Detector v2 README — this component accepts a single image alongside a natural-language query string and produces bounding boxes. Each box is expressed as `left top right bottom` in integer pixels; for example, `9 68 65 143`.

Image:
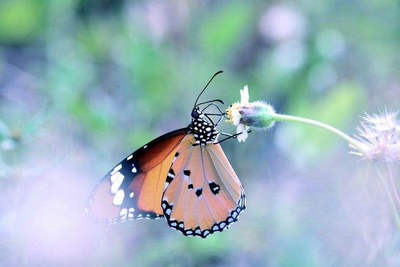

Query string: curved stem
272 113 368 154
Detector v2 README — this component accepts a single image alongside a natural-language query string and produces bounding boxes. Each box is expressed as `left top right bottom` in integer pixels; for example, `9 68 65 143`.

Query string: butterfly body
189 107 219 146
87 72 246 238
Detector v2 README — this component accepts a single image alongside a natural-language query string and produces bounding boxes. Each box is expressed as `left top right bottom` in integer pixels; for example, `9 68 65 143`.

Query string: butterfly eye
191 109 199 118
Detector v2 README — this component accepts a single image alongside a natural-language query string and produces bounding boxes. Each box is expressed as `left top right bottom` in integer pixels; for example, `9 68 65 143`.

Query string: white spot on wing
132 167 137 173
129 192 134 198
143 145 148 149
113 189 125 206
111 164 122 175
120 208 127 216
127 155 133 160
110 172 124 193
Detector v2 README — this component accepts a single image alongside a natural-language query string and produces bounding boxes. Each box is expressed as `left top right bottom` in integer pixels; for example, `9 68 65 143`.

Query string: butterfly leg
201 102 224 113
205 113 226 126
203 112 225 127
202 104 226 126
213 130 252 144
204 114 217 126
198 101 226 126
195 99 224 106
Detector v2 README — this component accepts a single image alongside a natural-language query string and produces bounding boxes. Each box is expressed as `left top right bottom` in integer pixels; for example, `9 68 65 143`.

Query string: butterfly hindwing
87 128 188 223
161 135 245 238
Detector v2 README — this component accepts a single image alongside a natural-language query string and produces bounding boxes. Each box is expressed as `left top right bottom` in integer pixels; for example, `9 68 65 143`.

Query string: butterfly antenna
194 70 224 107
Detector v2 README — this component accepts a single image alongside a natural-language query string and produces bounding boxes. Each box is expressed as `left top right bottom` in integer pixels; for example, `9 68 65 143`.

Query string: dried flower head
226 86 276 142
352 112 400 162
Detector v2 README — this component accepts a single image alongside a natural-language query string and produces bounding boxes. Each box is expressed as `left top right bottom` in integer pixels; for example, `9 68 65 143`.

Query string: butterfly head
191 106 202 119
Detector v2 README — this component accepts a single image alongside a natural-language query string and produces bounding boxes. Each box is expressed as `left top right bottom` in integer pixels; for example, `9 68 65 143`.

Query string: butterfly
87 71 246 238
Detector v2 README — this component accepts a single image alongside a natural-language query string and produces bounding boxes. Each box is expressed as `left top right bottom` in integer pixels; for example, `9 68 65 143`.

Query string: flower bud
238 101 276 129
226 86 276 142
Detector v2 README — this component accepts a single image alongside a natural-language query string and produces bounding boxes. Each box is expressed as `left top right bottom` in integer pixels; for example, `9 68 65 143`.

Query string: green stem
272 113 368 154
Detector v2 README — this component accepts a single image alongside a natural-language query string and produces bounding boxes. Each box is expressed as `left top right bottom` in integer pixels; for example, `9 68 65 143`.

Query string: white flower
236 122 250 142
227 86 250 142
240 85 250 105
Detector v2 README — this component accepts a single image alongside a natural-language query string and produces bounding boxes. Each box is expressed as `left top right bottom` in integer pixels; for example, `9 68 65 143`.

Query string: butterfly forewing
87 128 188 223
161 135 245 238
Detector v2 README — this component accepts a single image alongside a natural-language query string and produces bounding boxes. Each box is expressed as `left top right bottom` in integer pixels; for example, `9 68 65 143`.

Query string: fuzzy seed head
352 112 400 162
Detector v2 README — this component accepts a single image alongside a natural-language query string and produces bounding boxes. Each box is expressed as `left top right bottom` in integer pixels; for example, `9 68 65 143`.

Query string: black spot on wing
166 169 175 184
209 182 220 195
166 176 173 183
195 188 203 197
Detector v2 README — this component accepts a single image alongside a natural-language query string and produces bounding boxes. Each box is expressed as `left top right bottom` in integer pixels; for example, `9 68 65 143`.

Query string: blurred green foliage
199 3 252 59
0 0 45 43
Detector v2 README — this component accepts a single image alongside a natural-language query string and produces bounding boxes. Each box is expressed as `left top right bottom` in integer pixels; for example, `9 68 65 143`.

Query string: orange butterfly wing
87 128 188 222
161 135 245 237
